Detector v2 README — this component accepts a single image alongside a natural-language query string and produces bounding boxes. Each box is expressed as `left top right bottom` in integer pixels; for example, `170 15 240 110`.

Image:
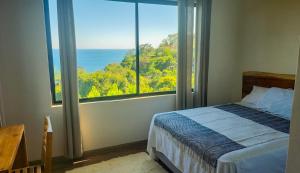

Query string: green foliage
87 86 101 98
54 33 178 100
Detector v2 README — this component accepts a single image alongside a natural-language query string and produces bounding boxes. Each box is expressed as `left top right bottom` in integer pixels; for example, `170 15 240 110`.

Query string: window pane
139 3 178 93
73 0 136 99
48 0 62 102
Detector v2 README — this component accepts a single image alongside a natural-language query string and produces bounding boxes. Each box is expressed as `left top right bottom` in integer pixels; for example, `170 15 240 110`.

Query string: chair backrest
41 116 53 173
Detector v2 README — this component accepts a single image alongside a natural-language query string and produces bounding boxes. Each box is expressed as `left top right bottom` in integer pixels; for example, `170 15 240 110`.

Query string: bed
147 71 295 173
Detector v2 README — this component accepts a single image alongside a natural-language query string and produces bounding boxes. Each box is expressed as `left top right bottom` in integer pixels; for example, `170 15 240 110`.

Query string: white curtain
57 0 83 159
177 0 212 110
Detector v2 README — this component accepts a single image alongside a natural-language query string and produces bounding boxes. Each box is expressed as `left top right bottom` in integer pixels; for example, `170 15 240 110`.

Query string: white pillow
257 87 294 119
241 86 269 107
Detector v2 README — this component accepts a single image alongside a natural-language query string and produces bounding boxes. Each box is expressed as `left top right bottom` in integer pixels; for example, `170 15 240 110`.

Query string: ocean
52 49 129 72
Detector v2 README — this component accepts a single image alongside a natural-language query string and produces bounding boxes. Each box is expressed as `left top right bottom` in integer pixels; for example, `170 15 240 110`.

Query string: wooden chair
9 116 53 173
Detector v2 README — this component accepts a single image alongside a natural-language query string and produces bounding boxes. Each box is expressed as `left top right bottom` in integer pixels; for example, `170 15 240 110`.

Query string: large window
45 0 178 103
139 3 177 93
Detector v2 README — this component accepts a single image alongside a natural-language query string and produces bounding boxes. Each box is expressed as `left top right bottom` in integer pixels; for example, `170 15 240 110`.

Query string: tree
54 33 178 99
87 86 101 98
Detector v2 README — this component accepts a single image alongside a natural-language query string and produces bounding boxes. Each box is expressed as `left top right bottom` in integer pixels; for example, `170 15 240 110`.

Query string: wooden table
0 125 29 173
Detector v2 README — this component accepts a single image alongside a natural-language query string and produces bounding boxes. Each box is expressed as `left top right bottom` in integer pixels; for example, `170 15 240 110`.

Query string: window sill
52 91 176 106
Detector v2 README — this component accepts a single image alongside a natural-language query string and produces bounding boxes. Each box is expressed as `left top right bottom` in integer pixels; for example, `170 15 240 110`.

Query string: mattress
147 104 289 173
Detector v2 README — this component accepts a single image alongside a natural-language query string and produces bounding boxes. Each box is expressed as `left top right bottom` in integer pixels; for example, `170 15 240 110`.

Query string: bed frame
242 71 295 97
155 71 296 173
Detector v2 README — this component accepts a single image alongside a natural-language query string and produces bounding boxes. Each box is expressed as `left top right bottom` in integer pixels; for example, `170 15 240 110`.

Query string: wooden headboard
242 71 296 97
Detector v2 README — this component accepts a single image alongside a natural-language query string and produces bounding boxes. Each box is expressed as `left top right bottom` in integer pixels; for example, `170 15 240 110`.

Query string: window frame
44 0 177 104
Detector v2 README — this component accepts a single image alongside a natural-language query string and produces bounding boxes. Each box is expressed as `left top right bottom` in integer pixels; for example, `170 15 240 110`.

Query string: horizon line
52 48 135 50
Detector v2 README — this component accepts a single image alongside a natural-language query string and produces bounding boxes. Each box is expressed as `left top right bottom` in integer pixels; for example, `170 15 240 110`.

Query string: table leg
12 133 29 169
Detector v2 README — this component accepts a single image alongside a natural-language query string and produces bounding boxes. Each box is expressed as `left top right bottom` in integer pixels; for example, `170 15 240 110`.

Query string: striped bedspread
148 104 290 173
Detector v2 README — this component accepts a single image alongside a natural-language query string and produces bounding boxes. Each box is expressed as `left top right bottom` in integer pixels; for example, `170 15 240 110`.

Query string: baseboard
82 140 148 158
30 140 148 166
30 155 72 167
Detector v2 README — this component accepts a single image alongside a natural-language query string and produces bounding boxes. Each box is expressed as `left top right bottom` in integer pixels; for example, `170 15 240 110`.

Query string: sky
49 0 178 49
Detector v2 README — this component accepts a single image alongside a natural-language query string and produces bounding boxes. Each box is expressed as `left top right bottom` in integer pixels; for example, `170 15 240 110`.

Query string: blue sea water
52 49 129 72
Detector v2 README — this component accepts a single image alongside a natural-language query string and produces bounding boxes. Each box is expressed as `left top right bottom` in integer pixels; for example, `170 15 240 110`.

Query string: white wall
225 0 300 98
80 95 175 150
208 0 243 104
0 0 242 160
286 46 300 173
239 0 300 75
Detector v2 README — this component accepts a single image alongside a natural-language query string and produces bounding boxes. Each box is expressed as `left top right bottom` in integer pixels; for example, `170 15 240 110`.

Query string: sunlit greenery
54 34 177 101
